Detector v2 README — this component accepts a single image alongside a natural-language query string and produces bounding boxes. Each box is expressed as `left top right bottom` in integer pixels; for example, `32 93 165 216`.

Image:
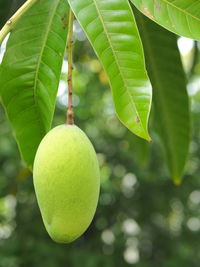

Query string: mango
33 125 100 243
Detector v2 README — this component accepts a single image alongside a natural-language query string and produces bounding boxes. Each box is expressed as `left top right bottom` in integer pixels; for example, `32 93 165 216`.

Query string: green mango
33 125 100 243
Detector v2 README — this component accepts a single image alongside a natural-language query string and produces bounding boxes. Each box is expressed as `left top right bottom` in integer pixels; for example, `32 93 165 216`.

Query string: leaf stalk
66 9 74 125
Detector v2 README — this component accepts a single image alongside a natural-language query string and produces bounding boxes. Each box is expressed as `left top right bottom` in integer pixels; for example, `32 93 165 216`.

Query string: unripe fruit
33 125 100 243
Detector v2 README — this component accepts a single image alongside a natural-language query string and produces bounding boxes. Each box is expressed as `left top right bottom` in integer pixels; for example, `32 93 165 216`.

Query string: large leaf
134 8 190 183
131 0 200 41
0 0 69 168
68 0 152 141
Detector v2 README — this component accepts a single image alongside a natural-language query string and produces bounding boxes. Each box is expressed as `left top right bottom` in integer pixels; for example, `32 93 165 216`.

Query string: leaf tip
137 131 152 143
173 178 182 186
142 131 152 143
147 137 153 143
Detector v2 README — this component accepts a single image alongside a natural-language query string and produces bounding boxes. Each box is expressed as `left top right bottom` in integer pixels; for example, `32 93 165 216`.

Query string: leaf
68 0 152 141
0 0 69 168
133 8 190 184
131 0 200 41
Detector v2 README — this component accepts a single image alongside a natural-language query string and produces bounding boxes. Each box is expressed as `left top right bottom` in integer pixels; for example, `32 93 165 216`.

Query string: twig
0 0 38 45
66 9 74 125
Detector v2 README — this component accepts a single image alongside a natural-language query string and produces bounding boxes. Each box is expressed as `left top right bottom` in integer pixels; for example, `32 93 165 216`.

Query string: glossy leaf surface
69 0 152 140
0 0 69 168
131 0 200 40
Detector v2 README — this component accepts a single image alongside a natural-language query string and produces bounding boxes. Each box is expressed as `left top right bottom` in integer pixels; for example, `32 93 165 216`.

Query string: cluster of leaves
0 36 200 266
0 0 199 183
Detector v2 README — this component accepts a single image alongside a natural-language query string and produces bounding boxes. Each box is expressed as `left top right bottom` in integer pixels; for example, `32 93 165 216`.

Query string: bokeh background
1 1 200 267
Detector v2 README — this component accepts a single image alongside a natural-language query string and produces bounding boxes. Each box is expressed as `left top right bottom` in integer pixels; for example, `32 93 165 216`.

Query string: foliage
131 0 200 40
0 0 200 266
0 0 198 182
0 0 69 168
0 38 200 266
133 7 190 184
69 0 152 141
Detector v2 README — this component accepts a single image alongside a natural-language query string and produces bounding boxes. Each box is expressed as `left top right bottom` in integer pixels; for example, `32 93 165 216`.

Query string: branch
0 0 38 45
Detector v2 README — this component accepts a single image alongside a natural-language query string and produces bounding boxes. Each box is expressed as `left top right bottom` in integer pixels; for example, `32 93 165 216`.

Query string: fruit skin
33 125 100 244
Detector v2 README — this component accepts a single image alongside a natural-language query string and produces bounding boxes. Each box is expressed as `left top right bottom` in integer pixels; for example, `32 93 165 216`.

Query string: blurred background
1 2 200 267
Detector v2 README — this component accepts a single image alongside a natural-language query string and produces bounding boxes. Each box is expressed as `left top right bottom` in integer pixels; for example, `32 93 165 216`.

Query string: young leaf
134 9 190 184
0 0 69 168
131 0 200 41
68 0 152 141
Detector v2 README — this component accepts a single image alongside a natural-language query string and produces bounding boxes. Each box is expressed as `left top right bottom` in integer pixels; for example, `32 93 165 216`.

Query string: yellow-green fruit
33 125 100 243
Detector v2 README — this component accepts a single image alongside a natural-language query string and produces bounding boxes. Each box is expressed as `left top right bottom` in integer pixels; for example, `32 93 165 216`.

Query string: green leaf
134 8 190 184
0 0 69 168
131 0 200 41
68 0 152 141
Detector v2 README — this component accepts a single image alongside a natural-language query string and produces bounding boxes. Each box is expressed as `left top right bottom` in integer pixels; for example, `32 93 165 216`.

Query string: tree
0 1 200 266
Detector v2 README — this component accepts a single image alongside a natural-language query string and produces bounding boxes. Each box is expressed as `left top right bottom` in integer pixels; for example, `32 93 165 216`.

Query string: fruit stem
66 9 74 125
0 0 38 45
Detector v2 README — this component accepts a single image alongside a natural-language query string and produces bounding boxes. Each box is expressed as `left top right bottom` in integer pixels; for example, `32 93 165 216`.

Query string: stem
66 9 74 125
0 0 38 45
